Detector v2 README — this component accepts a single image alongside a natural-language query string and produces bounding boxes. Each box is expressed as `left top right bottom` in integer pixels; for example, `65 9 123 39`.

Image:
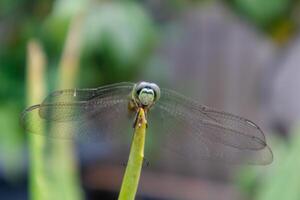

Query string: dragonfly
21 81 273 168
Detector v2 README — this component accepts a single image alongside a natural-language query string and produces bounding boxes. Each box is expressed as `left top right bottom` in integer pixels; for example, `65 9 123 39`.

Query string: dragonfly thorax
133 81 160 108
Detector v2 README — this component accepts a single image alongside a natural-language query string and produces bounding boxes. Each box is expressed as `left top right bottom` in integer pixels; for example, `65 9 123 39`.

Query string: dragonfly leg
121 159 149 168
121 158 150 167
133 111 139 128
142 157 150 167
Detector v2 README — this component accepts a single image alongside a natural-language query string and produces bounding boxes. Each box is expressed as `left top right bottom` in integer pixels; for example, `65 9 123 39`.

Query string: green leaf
82 2 156 68
232 0 291 27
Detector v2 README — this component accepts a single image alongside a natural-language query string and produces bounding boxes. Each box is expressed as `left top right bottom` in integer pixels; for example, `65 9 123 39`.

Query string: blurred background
1 0 300 199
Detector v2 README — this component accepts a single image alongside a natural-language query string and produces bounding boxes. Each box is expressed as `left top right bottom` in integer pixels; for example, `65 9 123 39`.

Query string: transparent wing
145 88 273 167
21 82 135 141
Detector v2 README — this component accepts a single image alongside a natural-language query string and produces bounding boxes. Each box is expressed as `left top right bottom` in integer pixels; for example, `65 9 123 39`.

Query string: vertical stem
58 14 83 88
26 39 47 200
26 13 84 200
49 15 84 200
118 108 147 200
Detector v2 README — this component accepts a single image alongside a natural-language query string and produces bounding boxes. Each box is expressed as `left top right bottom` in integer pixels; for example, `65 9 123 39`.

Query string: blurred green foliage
0 0 155 183
237 128 300 200
227 0 298 43
41 1 155 86
230 0 291 27
80 2 155 85
0 104 24 180
255 127 300 200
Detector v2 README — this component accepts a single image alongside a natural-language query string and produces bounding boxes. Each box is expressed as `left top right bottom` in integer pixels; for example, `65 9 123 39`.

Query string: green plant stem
118 108 147 200
26 39 48 200
49 15 84 200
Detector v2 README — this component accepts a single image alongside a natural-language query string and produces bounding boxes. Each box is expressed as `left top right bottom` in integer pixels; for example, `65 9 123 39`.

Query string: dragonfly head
133 81 160 108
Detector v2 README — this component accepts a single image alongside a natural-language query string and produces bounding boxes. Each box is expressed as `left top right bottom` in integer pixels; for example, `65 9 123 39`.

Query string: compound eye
135 82 148 93
149 83 160 101
134 81 161 104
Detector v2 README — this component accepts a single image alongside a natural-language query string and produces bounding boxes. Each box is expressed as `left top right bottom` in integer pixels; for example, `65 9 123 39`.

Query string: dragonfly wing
145 88 273 166
21 82 135 141
159 88 268 149
41 82 135 104
21 83 136 164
